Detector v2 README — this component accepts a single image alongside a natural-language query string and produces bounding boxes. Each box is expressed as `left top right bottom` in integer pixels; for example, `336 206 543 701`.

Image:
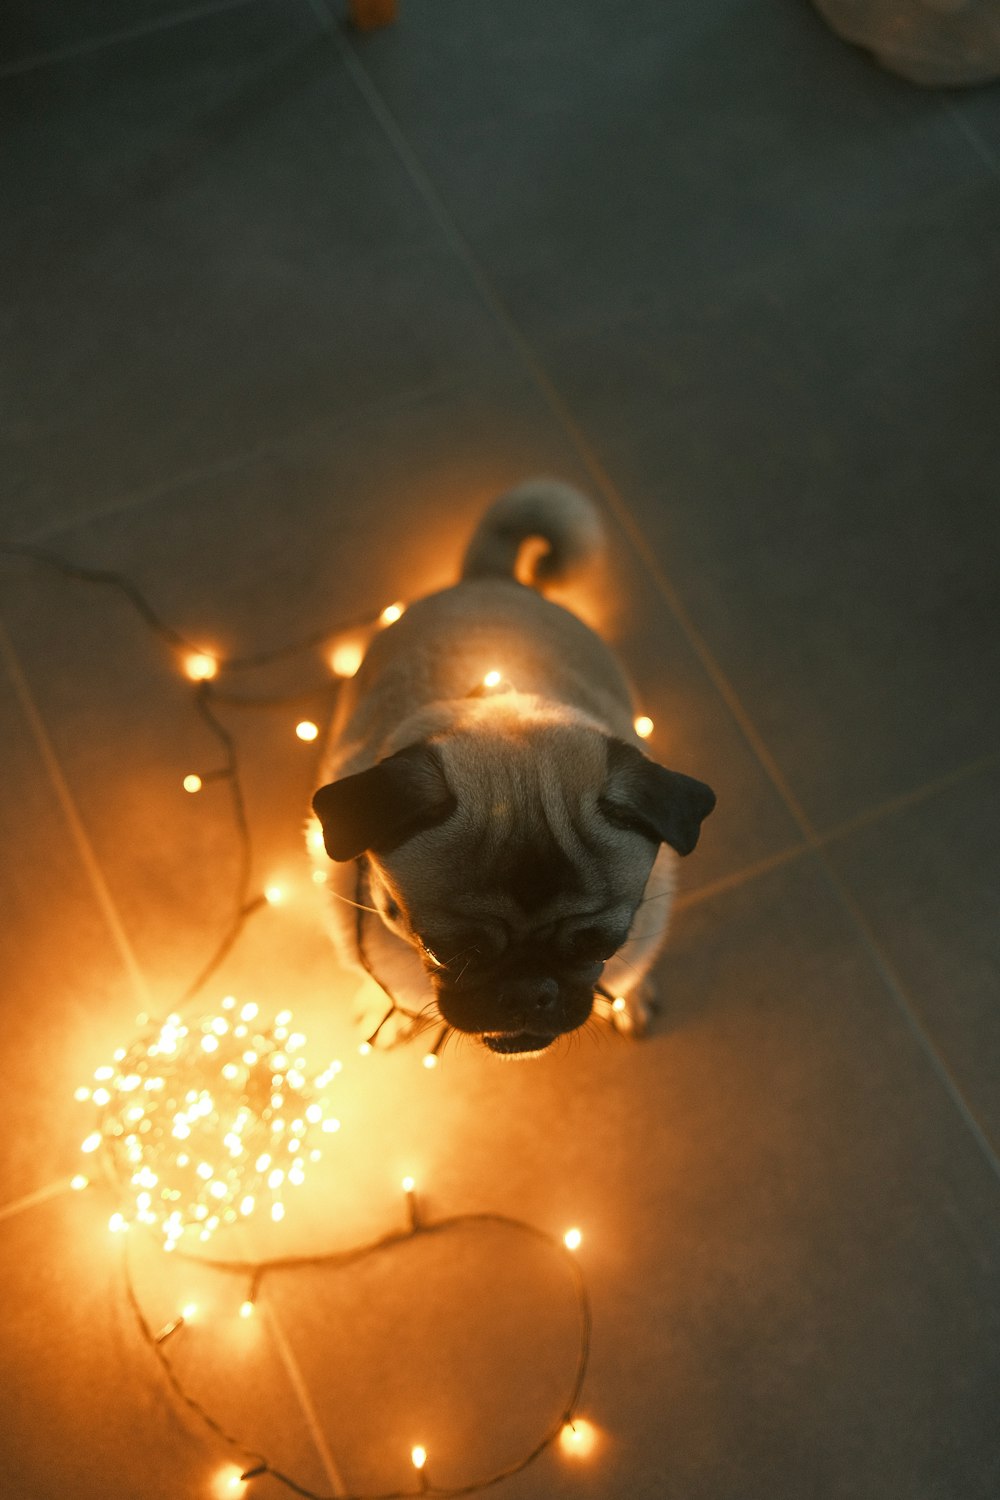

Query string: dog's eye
599 800 656 840
569 927 619 962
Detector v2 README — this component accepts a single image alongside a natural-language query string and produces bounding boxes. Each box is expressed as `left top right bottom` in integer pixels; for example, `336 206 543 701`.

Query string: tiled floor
2 2 999 1497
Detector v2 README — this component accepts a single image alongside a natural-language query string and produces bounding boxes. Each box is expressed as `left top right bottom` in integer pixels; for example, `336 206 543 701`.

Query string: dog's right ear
312 743 456 862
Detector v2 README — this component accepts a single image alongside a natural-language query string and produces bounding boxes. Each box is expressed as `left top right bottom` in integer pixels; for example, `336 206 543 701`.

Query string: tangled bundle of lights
75 1001 341 1247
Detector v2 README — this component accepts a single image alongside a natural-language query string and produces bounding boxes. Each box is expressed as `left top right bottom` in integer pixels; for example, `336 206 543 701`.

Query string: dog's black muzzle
434 962 601 1055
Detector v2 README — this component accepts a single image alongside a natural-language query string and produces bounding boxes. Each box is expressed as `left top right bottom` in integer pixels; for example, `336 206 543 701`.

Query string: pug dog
310 480 715 1057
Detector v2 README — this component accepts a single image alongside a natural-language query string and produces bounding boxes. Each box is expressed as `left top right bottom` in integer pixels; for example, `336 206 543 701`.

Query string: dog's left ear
600 738 716 856
312 743 456 862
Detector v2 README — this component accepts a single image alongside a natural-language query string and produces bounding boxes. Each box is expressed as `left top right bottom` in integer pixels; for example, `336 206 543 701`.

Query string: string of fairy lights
2 541 656 1497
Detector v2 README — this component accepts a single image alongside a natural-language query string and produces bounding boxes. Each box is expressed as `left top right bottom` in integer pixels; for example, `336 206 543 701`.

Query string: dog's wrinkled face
313 707 715 1056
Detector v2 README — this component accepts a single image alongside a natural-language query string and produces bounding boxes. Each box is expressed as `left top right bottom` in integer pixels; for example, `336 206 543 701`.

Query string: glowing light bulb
213 1464 247 1499
81 1131 101 1154
307 826 325 851
183 773 203 794
559 1418 597 1458
184 652 218 682
181 1302 198 1321
411 1446 427 1471
271 1202 285 1222
108 1213 128 1233
70 1173 89 1191
295 720 319 742
380 602 405 626
483 669 502 688
633 714 654 739
358 1042 372 1057
402 1175 415 1193
611 996 627 1013
330 641 364 677
422 1054 438 1070
564 1227 583 1251
240 1300 255 1319
264 885 283 905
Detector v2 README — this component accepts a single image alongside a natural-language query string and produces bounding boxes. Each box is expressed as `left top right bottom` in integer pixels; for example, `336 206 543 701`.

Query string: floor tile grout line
0 1177 74 1225
816 747 1000 846
321 16 1000 1187
677 746 1000 913
674 842 810 913
0 616 152 1009
262 1303 350 1497
940 94 1000 180
0 0 261 79
818 863 1000 1186
15 373 462 550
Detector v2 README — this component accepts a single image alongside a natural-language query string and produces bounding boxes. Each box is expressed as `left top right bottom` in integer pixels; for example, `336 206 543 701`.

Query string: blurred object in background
348 0 398 33
812 0 1000 84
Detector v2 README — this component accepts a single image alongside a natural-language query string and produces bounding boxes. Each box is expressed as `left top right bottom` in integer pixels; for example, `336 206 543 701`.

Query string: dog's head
312 708 714 1056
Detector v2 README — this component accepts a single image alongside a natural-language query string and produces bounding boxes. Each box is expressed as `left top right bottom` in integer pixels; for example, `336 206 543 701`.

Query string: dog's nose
502 976 560 1030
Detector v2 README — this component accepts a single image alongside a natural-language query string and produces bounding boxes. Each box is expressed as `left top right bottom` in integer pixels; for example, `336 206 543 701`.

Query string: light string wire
353 859 444 1051
1 543 404 1024
4 543 600 1494
122 1186 592 1499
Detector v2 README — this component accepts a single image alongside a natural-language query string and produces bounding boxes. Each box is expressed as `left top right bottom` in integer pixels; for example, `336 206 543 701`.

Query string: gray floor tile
613 858 1000 1500
1 557 250 1006
1 0 520 541
0 0 249 71
0 620 145 1201
947 79 1000 167
827 759 1000 1156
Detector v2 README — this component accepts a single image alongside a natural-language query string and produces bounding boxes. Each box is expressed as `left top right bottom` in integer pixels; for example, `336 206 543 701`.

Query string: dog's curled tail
460 479 604 588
